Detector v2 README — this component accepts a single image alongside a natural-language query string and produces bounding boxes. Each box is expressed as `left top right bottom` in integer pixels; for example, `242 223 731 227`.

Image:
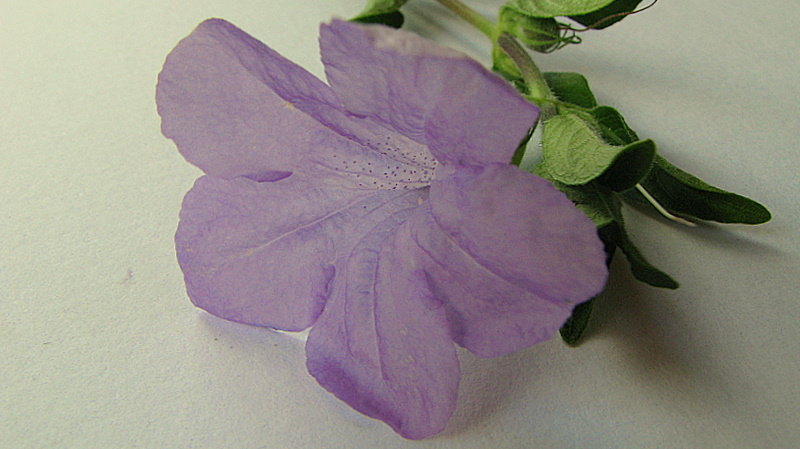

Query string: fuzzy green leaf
591 105 638 145
601 222 679 289
536 164 676 289
351 0 409 28
504 0 616 18
560 297 596 345
352 11 405 28
590 106 654 191
535 167 617 227
510 125 536 167
540 112 655 189
566 182 617 227
586 104 770 224
570 0 645 29
560 226 617 345
543 72 597 108
626 155 772 224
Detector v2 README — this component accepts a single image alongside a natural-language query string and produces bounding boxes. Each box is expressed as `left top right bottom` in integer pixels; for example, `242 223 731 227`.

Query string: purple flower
157 18 608 439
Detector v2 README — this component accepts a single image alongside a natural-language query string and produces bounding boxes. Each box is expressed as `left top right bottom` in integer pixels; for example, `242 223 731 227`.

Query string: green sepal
600 221 679 289
625 155 772 224
351 0 409 28
498 6 562 53
491 43 525 86
540 112 655 190
569 0 645 29
543 72 598 108
503 0 616 18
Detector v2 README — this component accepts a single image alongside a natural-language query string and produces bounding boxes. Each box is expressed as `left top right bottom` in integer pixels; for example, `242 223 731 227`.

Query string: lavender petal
176 174 425 331
306 209 459 439
319 20 539 166
415 163 608 357
157 19 343 180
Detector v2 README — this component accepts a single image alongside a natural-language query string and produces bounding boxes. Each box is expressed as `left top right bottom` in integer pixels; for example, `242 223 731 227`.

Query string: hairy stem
435 0 556 121
495 33 556 119
434 0 495 38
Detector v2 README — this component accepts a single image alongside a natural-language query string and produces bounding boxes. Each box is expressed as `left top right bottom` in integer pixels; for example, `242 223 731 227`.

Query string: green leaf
498 6 562 53
559 225 617 345
586 105 770 223
352 11 405 28
543 72 597 109
625 155 772 224
589 106 655 191
510 124 536 167
536 165 676 289
351 0 409 28
601 221 679 289
570 0 645 29
560 297 596 345
591 105 638 145
535 167 617 227
540 112 655 190
504 0 616 18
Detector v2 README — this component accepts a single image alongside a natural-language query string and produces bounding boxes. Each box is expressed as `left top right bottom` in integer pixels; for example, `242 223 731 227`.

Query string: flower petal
306 208 459 440
158 19 443 188
176 174 425 331
319 20 538 166
415 163 608 357
157 18 344 180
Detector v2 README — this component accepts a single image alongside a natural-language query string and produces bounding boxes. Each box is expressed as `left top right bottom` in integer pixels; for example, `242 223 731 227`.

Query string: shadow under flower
584 243 776 444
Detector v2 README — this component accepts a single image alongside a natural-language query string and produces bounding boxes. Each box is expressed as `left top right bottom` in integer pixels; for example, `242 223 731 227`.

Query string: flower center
313 127 438 190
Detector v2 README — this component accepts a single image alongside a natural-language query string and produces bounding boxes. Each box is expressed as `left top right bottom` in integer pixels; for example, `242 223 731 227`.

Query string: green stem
434 0 495 38
496 33 557 119
435 0 556 120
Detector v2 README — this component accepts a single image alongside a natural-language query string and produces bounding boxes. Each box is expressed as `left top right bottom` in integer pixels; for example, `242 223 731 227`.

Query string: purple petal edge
421 164 608 357
306 209 459 439
157 19 343 179
319 19 539 166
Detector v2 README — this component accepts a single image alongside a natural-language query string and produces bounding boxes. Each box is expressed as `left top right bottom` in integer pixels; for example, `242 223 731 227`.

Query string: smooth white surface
2 1 798 447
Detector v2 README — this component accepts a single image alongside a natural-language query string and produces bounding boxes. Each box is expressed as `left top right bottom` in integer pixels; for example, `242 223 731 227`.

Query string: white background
2 0 798 447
